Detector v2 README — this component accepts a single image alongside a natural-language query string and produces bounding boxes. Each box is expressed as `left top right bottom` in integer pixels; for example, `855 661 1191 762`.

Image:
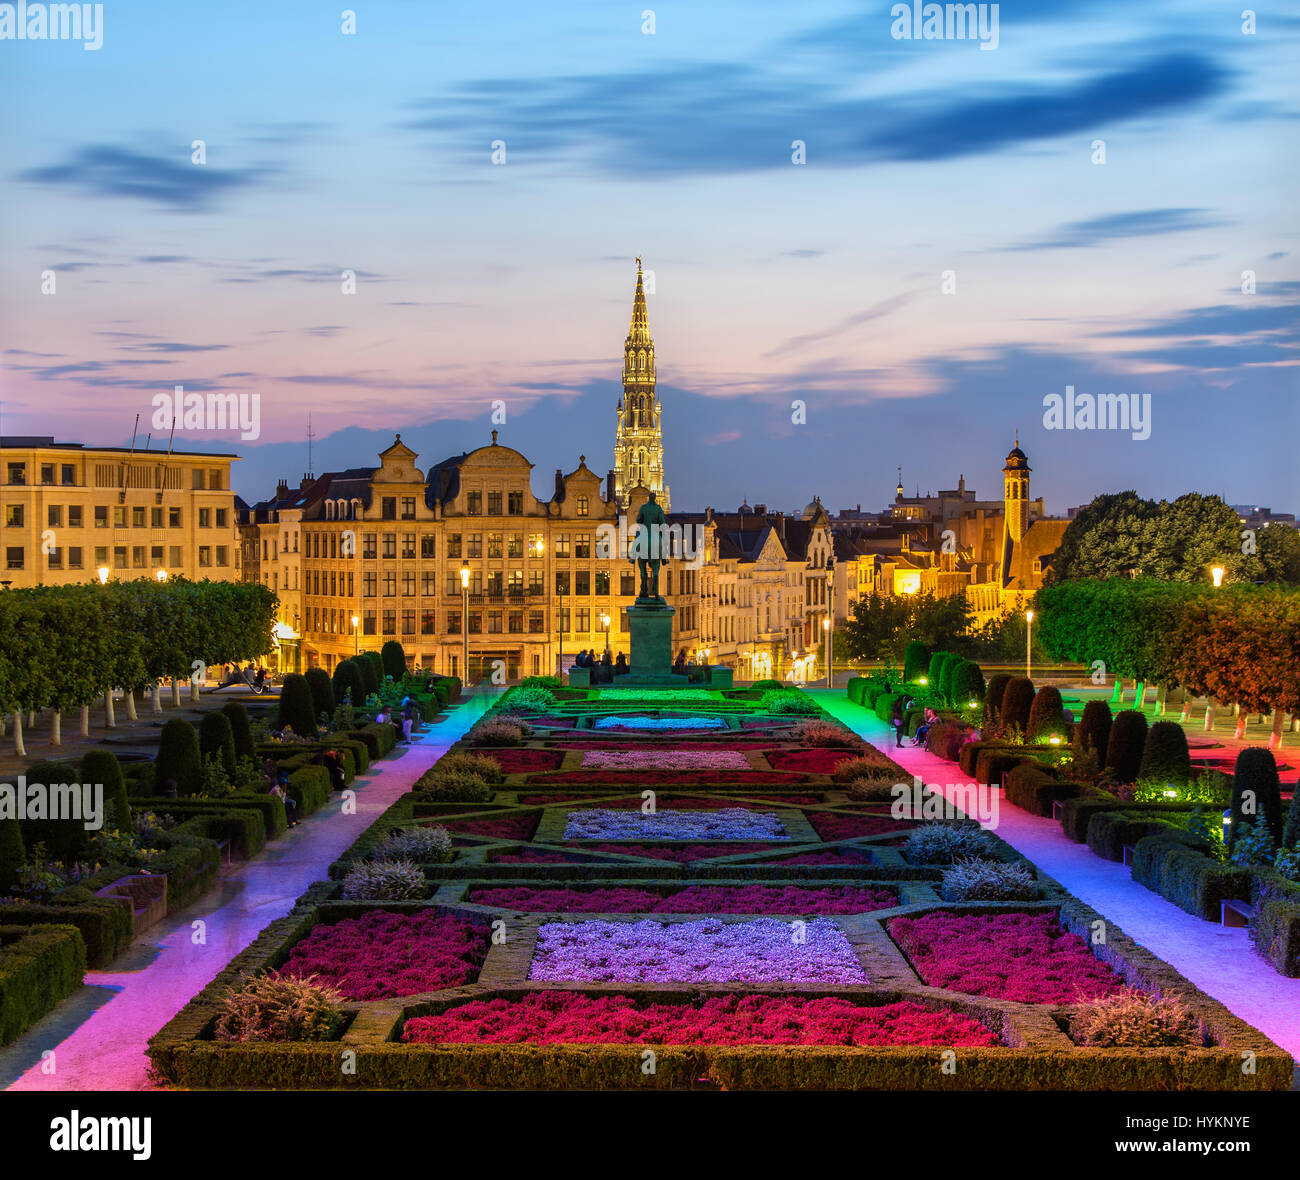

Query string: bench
1221 899 1256 928
1122 843 1136 867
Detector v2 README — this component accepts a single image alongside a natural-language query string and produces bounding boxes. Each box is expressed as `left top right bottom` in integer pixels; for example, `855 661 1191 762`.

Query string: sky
1 0 1297 515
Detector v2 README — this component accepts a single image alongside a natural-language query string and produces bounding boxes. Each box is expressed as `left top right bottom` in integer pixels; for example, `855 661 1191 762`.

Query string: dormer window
577 495 589 517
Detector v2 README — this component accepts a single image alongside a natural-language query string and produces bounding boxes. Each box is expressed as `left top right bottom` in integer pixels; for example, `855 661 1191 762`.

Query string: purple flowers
563 808 789 841
580 749 751 770
529 917 868 984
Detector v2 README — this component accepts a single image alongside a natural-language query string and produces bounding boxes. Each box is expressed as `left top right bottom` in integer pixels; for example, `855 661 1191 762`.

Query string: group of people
572 649 628 684
375 696 422 743
216 662 268 693
672 648 710 674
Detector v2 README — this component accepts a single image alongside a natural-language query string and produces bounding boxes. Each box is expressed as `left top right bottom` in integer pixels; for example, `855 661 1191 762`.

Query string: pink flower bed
469 884 897 914
526 770 809 785
530 917 867 984
481 749 564 773
573 842 776 862
438 815 540 840
809 812 917 840
770 850 871 866
491 850 575 864
401 993 998 1047
766 748 863 773
741 718 797 729
889 911 1126 1003
280 910 490 1000
530 715 577 728
581 750 751 771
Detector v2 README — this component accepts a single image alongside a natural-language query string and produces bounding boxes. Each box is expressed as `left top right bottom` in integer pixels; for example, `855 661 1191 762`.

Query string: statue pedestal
625 599 675 684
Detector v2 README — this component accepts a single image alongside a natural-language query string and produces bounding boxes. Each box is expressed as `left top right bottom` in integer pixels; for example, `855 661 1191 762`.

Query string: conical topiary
984 673 1012 726
155 718 203 796
381 640 407 681
1104 709 1148 784
19 760 90 861
1229 747 1283 850
1026 685 1068 743
199 711 237 776
277 673 318 738
304 667 335 723
356 653 381 699
903 640 930 685
221 700 255 761
1000 677 1036 732
0 814 24 892
332 659 365 711
951 660 986 710
1075 700 1113 761
1136 720 1192 785
80 749 130 832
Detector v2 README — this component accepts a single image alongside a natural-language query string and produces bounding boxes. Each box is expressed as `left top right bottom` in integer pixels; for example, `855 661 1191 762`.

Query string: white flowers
563 808 789 840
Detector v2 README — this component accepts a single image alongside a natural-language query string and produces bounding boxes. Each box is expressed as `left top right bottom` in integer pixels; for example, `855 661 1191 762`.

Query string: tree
381 640 407 681
199 712 237 776
1025 686 1068 742
839 593 971 665
81 749 130 831
951 660 986 708
902 640 929 684
1229 748 1283 850
0 812 24 891
156 718 203 796
1105 710 1148 784
1075 700 1113 761
1000 678 1035 732
1136 721 1191 784
332 660 365 711
278 674 318 737
358 652 384 698
984 672 1011 726
221 701 255 761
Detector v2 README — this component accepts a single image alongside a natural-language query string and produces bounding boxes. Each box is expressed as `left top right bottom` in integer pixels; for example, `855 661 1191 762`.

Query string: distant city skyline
2 0 1296 510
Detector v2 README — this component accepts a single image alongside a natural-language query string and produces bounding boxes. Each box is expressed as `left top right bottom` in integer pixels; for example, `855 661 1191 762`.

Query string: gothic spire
626 256 652 348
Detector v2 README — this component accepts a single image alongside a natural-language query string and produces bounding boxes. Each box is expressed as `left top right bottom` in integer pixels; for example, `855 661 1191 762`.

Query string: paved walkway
813 689 1300 1067
1 690 493 1092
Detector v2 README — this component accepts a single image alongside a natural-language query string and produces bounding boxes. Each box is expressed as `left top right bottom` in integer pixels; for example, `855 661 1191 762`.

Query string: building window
487 534 503 558
575 534 591 558
192 468 206 490
576 495 589 516
68 546 83 569
574 570 590 595
61 464 75 486
131 506 146 528
94 505 108 528
487 610 503 634
420 535 435 559
466 534 482 558
197 546 211 568
486 570 503 595
3 504 22 528
359 610 376 636
169 545 182 567
382 533 396 559
555 533 570 558
216 508 228 528
151 506 164 528
40 463 55 484
216 546 229 566
620 570 636 596
402 571 416 596
169 507 182 527
508 611 523 634
507 569 524 596
507 534 523 559
446 610 461 634
382 571 396 596
381 496 397 519
6 463 26 485
446 533 462 558
487 491 502 516
576 607 590 632
555 570 570 595
466 491 482 515
363 533 377 559
47 505 62 528
113 546 128 569
507 491 523 515
422 571 437 596
529 569 543 596
420 610 435 635
468 611 482 634
528 610 545 633
401 497 416 520
402 533 416 559
209 469 223 491
47 548 63 569
402 610 416 635
382 609 396 634
595 570 610 595
5 547 23 569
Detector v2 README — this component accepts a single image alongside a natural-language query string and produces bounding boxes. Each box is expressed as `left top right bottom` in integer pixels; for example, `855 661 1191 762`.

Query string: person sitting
912 706 938 746
322 750 346 791
672 649 687 674
614 652 629 675
271 773 298 826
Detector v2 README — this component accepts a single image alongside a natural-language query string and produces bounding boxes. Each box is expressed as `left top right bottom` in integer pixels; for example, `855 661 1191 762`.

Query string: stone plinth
625 599 675 683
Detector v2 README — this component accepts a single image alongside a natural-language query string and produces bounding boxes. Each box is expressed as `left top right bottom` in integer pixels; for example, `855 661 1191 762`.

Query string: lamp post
1211 565 1225 588
460 560 470 684
825 555 835 689
155 569 167 582
600 610 611 658
97 566 110 585
1025 608 1034 679
352 614 360 655
532 537 545 674
823 617 831 689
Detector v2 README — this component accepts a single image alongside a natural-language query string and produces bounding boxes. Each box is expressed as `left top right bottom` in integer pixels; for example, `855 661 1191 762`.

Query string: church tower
613 257 669 511
1002 433 1031 543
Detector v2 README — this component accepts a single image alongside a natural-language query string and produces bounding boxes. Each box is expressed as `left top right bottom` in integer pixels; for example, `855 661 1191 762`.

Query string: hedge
1058 796 1191 845
1000 678 1035 731
1025 686 1068 743
156 718 203 796
1137 721 1192 785
278 674 319 738
1229 748 1283 849
974 749 1033 789
0 815 23 892
166 808 267 861
152 822 222 912
304 667 335 722
0 923 86 1045
80 750 130 833
333 660 366 711
0 895 133 968
1131 834 1251 921
1075 700 1113 760
1105 709 1148 784
1002 763 1088 818
874 692 904 723
17 759 90 862
983 673 1011 725
902 640 929 685
222 701 255 761
131 794 288 841
1085 811 1187 863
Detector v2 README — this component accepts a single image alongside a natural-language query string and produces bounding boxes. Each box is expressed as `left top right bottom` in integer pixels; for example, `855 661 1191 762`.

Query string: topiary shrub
792 720 859 748
213 972 347 1043
847 778 905 802
1136 720 1191 785
332 659 365 710
758 690 819 715
155 719 203 797
221 701 255 761
1229 747 1283 850
1285 780 1300 851
79 750 129 833
938 655 963 706
381 640 407 681
341 858 425 900
277 673 319 738
903 640 930 685
469 719 525 747
950 660 985 710
372 825 453 863
939 858 1037 902
1075 700 1112 760
499 686 555 713
414 772 493 803
924 651 948 691
198 711 237 776
830 752 908 784
422 752 504 786
0 814 25 891
902 823 998 865
360 651 385 693
1073 989 1201 1048
304 667 335 723
1025 685 1068 743
1104 709 1148 784
520 676 562 692
983 673 1011 726
1000 677 1036 732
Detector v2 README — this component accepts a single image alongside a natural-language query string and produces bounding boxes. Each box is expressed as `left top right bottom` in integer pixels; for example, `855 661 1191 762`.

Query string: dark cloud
19 145 275 211
1009 207 1228 251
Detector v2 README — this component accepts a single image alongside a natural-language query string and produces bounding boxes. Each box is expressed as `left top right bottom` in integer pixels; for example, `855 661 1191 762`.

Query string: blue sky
2 0 1297 514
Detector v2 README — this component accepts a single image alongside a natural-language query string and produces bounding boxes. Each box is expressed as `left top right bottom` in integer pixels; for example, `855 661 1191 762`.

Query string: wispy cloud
1009 207 1228 251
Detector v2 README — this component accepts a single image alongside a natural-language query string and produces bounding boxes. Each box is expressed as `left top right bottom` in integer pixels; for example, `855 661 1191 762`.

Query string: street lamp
823 616 831 690
825 555 835 689
97 566 110 585
1025 608 1034 679
1211 565 1225 588
351 614 360 654
460 560 471 684
155 569 167 581
600 610 611 658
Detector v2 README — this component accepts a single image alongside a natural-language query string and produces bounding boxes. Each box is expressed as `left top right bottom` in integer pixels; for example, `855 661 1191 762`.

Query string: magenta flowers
280 910 491 1000
563 808 788 840
401 993 998 1047
529 917 868 984
889 910 1127 1003
470 884 897 914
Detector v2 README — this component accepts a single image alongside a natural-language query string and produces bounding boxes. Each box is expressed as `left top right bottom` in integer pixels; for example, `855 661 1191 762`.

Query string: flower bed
401 992 998 1046
527 770 810 785
809 812 917 841
490 850 575 864
469 884 898 914
563 808 788 841
280 910 490 1000
592 689 724 702
580 750 751 770
594 716 727 731
766 748 864 773
572 842 776 862
529 715 577 728
529 917 868 984
889 910 1126 1003
769 850 872 866
437 815 540 841
479 749 564 773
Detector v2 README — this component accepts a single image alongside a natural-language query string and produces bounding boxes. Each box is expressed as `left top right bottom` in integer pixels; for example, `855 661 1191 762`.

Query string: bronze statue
630 492 668 601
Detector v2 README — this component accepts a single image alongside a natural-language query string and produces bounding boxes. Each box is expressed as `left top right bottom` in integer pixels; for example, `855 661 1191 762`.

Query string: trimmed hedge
305 667 336 722
381 640 407 681
1229 748 1283 849
0 895 133 968
333 660 366 711
902 640 929 685
156 718 203 796
222 701 255 761
1137 721 1191 785
132 794 288 841
0 923 86 1045
1132 833 1251 921
18 760 90 862
1086 811 1187 863
1058 796 1192 845
1025 686 1067 743
1003 763 1087 818
1075 700 1113 760
199 711 237 776
1250 868 1300 976
80 750 130 833
0 815 24 892
1105 709 1148 784
278 674 319 738
1000 678 1035 732
983 673 1011 726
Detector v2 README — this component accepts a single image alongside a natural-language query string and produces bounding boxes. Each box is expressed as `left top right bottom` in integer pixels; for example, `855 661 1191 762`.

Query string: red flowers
481 749 564 773
571 842 775 862
808 812 917 840
766 749 861 773
440 815 540 840
889 911 1126 1003
468 884 898 914
280 910 490 1000
401 993 999 1046
526 770 809 784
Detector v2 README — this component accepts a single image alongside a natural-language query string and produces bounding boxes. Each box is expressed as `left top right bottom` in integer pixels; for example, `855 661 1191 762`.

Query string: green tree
1136 720 1191 785
1105 710 1148 784
278 673 318 737
1025 685 1068 742
221 701 255 761
902 640 930 684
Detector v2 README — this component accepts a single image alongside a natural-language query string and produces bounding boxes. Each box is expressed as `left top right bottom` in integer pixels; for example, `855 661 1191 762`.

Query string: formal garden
143 677 1291 1090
